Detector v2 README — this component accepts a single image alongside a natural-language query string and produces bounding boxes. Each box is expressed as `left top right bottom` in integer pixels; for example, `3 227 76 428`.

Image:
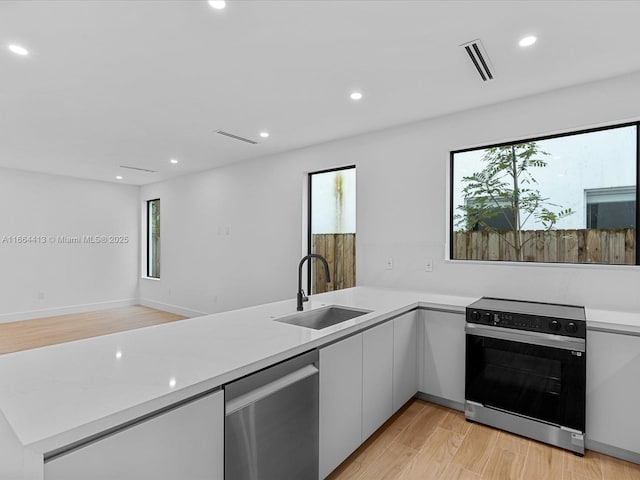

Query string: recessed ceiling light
115 175 123 180
8 44 29 56
208 0 226 9
350 92 363 101
170 158 179 164
519 36 537 48
259 132 269 138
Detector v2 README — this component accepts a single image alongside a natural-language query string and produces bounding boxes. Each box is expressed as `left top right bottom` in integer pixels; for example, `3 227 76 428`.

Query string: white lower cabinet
44 390 224 480
319 333 363 480
393 311 418 412
586 330 640 457
320 311 420 478
362 321 394 440
420 310 466 405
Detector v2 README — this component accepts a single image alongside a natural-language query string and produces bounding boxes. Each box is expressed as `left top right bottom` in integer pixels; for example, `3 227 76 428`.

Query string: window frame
147 198 160 279
449 121 640 266
307 165 356 293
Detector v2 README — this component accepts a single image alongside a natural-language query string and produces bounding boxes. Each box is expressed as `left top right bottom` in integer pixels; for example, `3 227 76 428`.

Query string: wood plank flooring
327 399 640 480
0 305 186 355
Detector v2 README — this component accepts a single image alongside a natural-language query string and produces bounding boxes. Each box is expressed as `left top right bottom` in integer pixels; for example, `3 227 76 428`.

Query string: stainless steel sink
275 306 370 330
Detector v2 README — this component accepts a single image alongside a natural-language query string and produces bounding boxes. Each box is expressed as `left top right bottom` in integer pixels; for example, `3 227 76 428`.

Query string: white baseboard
137 299 208 319
0 299 138 324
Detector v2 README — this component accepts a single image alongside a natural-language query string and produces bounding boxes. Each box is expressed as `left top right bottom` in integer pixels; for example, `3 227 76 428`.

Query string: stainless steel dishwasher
224 349 319 480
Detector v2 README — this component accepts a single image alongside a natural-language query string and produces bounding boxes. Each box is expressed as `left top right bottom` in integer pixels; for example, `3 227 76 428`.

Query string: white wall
139 152 344 316
140 70 640 314
0 168 140 322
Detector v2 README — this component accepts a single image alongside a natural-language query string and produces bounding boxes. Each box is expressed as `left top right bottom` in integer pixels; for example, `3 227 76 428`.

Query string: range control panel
466 298 586 339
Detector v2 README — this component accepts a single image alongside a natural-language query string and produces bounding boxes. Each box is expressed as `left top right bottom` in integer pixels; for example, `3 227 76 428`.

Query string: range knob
470 310 481 321
483 312 493 323
566 322 578 334
549 319 562 332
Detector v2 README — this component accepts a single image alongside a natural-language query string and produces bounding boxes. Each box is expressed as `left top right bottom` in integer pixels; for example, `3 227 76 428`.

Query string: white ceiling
3 0 640 185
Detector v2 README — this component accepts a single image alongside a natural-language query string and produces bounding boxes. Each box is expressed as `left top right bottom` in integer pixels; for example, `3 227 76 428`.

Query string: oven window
483 348 562 396
466 335 585 431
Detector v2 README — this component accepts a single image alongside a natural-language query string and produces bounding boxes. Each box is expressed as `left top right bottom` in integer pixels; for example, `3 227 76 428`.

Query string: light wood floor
0 305 186 355
327 399 640 480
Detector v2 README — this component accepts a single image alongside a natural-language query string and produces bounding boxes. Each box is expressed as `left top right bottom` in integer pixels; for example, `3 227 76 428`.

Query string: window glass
147 199 160 278
309 167 356 293
451 124 637 264
586 187 636 229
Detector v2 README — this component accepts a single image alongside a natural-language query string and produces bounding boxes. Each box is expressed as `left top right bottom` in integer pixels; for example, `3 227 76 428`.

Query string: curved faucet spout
297 254 331 311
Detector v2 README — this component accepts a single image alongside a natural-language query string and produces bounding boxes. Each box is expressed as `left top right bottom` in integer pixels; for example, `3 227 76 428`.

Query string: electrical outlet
425 259 433 272
385 258 394 270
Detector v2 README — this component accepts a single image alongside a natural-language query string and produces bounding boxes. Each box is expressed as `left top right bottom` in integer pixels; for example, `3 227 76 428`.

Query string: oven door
465 323 585 432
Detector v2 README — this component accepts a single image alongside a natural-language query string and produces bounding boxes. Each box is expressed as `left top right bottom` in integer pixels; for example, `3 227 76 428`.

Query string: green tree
456 142 573 261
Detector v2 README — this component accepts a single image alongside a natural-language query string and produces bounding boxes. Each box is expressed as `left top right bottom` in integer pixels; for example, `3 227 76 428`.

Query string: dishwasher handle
225 364 318 415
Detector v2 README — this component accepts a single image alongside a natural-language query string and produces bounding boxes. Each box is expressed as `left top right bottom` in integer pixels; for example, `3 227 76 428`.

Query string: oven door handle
465 323 585 352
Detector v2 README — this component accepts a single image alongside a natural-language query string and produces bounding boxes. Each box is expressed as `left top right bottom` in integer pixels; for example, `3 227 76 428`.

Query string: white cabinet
319 333 363 480
319 310 422 478
419 310 466 406
586 330 640 457
45 390 224 480
362 321 394 440
393 311 418 412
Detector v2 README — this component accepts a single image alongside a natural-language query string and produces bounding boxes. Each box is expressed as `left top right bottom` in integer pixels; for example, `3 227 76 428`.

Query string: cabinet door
319 334 363 480
586 330 640 456
362 321 394 440
45 390 224 480
421 310 466 405
393 311 418 412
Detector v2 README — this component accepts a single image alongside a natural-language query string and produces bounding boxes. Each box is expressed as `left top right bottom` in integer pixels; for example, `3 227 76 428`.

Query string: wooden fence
453 229 635 264
311 233 356 293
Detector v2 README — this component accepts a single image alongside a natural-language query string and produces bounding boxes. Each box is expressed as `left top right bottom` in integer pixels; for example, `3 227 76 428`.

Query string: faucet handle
300 289 309 303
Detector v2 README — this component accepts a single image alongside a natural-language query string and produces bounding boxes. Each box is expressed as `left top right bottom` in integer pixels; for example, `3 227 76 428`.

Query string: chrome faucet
297 254 331 311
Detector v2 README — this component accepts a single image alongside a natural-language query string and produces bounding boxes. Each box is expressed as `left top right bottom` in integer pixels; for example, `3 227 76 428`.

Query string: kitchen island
0 286 638 479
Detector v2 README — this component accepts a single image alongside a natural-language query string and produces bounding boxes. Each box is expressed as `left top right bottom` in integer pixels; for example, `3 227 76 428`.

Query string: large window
147 199 160 278
308 166 356 293
451 123 638 265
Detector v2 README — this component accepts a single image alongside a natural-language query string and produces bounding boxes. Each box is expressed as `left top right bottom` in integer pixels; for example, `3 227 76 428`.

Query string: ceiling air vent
119 165 157 173
461 39 494 82
215 130 258 145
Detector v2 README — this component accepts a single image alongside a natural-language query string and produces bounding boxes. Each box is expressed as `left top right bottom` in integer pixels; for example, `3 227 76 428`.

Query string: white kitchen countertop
586 308 640 335
0 287 470 458
0 285 638 477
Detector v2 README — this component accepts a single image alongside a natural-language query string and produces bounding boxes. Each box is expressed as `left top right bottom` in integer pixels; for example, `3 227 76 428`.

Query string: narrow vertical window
308 166 356 293
147 199 160 278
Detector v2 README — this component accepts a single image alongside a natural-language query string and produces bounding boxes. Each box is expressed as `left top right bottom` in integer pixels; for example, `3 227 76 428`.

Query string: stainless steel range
465 297 586 455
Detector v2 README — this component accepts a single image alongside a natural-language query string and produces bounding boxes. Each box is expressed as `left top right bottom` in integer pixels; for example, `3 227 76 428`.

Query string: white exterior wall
311 169 356 234
140 70 640 315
